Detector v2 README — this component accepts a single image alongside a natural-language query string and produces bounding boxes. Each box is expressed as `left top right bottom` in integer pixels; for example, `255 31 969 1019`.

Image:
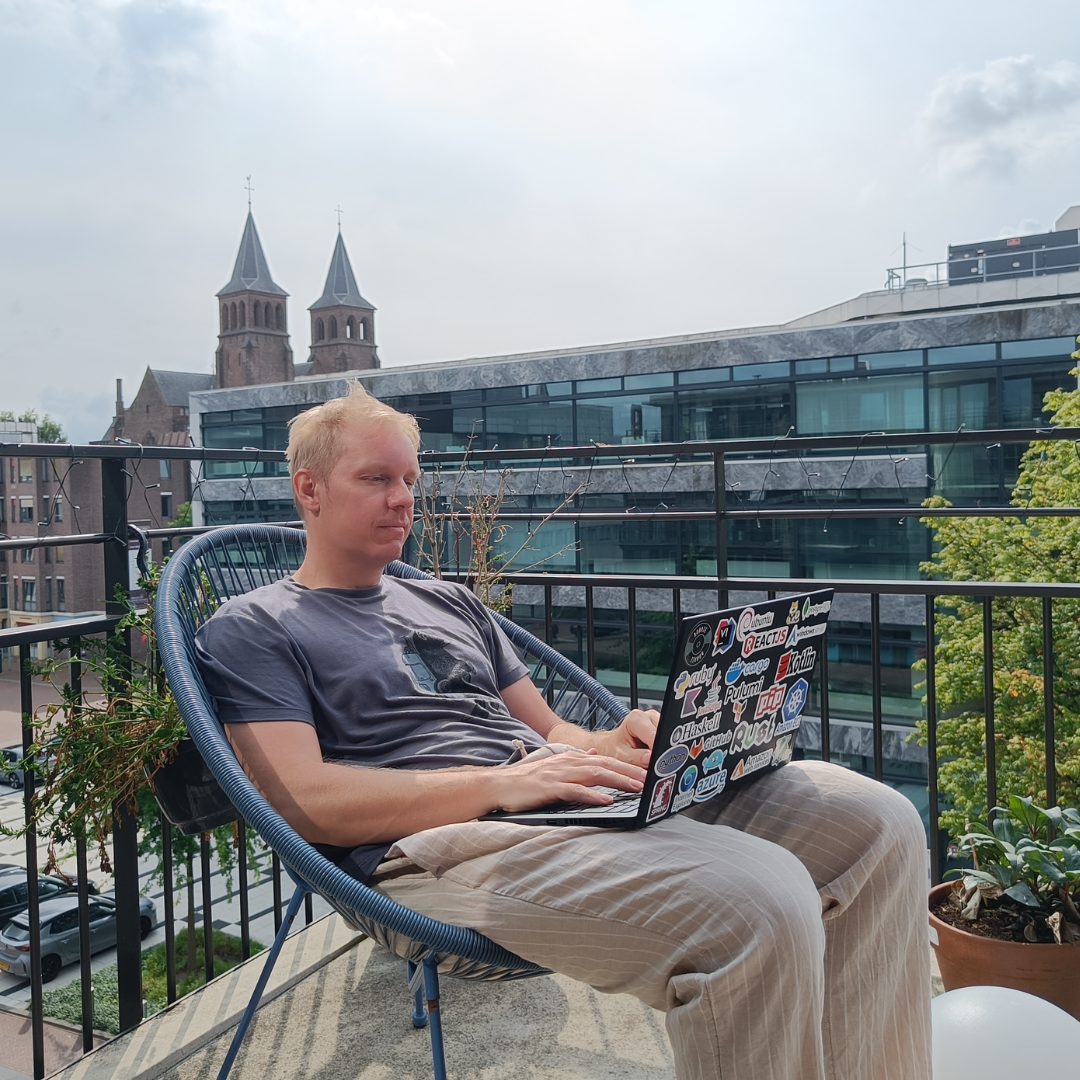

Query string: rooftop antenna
335 204 343 232
245 175 254 209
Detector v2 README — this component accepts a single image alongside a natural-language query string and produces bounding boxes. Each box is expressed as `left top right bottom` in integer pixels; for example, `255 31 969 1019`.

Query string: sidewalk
0 672 69 749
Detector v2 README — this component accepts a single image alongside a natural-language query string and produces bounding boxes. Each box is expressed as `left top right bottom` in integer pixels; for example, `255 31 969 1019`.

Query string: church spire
218 212 287 298
309 232 374 311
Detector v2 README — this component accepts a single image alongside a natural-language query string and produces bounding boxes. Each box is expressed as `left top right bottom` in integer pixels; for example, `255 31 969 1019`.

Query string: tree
915 343 1080 837
0 409 66 442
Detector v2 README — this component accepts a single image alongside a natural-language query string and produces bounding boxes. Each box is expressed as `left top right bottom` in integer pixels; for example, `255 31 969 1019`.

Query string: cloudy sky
2 0 1080 442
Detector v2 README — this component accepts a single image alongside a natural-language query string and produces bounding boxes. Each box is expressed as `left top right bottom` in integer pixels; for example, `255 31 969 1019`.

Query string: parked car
1 745 57 790
0 893 157 982
0 866 98 929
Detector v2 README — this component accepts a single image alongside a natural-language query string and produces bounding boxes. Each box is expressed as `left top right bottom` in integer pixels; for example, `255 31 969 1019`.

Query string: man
197 382 931 1080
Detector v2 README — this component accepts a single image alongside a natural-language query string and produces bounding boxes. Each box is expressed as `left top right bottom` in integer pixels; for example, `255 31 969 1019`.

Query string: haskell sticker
736 607 776 642
775 646 816 681
741 625 790 657
647 776 676 821
654 744 689 778
724 656 770 685
672 714 721 744
684 621 713 666
693 771 726 802
712 617 736 656
702 748 726 772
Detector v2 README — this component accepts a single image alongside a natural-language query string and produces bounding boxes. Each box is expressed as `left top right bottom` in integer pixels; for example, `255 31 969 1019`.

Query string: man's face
312 422 419 570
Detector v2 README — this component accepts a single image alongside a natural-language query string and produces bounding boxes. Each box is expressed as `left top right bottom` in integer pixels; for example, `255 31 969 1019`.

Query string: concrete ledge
49 914 364 1080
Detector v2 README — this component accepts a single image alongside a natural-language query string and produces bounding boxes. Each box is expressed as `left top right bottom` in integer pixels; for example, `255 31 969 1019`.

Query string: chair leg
216 882 308 1080
407 961 428 1028
422 956 447 1080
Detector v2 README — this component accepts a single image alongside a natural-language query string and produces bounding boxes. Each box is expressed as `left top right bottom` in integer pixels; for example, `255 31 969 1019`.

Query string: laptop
485 589 834 827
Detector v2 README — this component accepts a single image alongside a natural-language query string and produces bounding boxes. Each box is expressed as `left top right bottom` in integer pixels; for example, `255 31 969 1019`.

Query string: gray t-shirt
195 574 542 883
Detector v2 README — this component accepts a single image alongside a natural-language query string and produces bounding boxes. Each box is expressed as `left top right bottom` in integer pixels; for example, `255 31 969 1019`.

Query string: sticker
695 687 724 718
731 716 777 754
781 678 808 724
786 600 801 624
731 749 772 779
671 715 721 745
776 647 816 681
679 765 699 794
753 682 787 721
741 626 790 657
673 665 718 700
672 788 695 812
684 621 713 666
724 656 770 685
791 622 826 646
680 687 702 717
803 597 832 619
703 748 726 772
928 925 939 947
646 776 675 821
703 730 732 751
771 734 794 765
736 607 776 642
723 677 763 708
712 617 736 656
654 744 689 778
688 739 704 759
693 771 726 802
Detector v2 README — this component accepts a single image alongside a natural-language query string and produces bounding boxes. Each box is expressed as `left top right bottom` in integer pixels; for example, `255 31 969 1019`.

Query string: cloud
921 56 1080 175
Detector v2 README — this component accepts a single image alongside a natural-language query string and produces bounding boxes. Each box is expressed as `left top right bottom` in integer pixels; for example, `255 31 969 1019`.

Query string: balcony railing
0 427 1077 1076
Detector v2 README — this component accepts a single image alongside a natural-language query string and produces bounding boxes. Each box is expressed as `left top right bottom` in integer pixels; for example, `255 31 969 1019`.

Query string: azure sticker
654 744 689 777
646 776 675 822
684 621 712 666
712 617 736 656
693 772 725 802
679 765 699 794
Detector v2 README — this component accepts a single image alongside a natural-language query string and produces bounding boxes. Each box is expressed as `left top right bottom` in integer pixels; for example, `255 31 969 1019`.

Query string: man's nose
388 481 414 509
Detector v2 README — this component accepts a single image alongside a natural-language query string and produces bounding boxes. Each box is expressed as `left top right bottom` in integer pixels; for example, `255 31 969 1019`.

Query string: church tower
308 231 378 375
216 213 294 388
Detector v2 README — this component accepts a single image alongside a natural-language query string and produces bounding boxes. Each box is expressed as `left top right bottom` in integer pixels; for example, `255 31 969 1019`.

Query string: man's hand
597 709 660 767
489 750 646 813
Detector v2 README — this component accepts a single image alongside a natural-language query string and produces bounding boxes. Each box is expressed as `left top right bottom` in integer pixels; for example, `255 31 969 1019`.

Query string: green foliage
915 355 1080 837
38 929 263 1034
0 409 65 441
168 501 192 528
948 796 1080 941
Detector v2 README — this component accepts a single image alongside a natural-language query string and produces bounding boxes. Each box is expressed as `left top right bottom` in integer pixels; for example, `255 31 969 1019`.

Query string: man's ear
293 469 321 516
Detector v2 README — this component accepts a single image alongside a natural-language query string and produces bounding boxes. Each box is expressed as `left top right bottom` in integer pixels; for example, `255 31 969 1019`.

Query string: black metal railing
0 426 1075 1076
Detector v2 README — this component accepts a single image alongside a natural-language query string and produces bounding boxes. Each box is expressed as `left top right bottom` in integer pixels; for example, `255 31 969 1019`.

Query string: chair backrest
155 524 625 975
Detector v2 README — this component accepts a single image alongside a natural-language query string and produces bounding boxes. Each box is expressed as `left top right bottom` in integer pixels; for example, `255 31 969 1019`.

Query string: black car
0 866 98 929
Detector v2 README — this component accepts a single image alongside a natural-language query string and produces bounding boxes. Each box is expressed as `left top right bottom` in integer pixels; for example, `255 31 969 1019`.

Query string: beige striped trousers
373 760 932 1079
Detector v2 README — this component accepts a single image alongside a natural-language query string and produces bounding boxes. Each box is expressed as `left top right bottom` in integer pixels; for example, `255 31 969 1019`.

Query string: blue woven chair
154 524 628 1080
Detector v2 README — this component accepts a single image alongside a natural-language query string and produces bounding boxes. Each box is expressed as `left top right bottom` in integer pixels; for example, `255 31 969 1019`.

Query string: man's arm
226 719 646 848
500 676 659 768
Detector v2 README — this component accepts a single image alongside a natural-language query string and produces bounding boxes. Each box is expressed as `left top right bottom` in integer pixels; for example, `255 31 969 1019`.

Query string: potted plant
929 795 1080 1019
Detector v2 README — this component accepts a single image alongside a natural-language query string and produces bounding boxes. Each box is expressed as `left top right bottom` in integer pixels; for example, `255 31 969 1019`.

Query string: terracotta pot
929 881 1080 1021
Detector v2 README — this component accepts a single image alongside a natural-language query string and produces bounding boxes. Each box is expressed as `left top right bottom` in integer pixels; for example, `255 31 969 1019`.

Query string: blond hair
286 380 420 482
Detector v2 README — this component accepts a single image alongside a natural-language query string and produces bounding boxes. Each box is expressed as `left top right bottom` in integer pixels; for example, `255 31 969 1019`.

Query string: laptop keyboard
544 789 642 815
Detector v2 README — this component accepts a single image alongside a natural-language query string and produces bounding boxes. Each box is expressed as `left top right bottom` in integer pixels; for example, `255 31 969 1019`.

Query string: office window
795 374 924 435
576 392 675 445
56 578 65 612
1002 365 1074 427
483 403 574 450
20 549 32 564
54 498 61 522
7 460 13 483
678 367 731 385
929 371 995 430
0 576 7 609
43 546 50 564
857 350 924 370
1000 336 1077 360
7 499 13 524
525 382 572 398
624 372 674 390
161 493 172 520
576 377 622 394
18 459 32 483
928 343 997 366
19 497 33 523
38 459 49 482
733 360 791 381
679 385 792 441
55 546 64 563
43 578 51 612
22 579 35 612
159 459 172 479
41 496 49 520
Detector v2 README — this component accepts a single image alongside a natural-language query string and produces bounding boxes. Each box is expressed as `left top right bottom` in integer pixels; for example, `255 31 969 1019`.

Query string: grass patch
39 928 264 1035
